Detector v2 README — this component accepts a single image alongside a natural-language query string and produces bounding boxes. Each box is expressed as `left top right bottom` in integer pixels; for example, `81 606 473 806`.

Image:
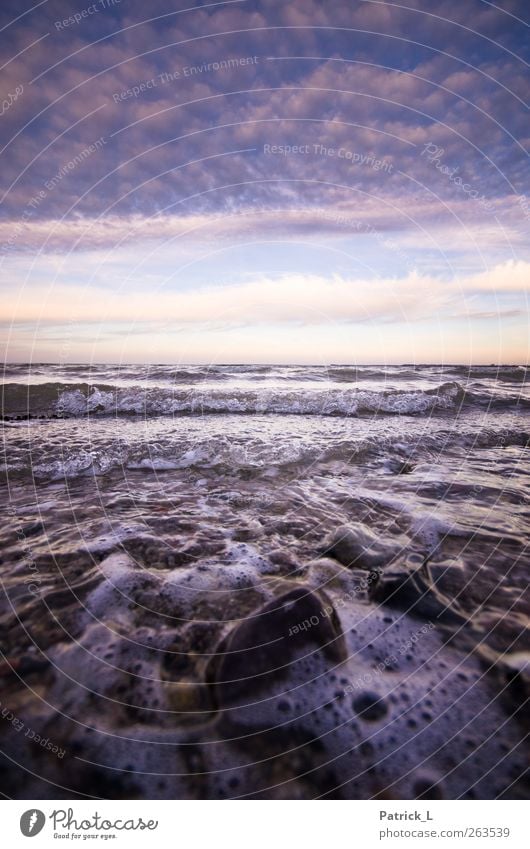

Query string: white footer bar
3 799 526 848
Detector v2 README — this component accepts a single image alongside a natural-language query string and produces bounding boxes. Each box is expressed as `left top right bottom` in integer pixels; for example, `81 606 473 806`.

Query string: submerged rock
370 564 468 624
0 654 49 678
207 586 346 711
323 524 399 570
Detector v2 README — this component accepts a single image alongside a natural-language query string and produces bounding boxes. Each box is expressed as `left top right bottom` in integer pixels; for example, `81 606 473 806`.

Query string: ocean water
0 363 528 799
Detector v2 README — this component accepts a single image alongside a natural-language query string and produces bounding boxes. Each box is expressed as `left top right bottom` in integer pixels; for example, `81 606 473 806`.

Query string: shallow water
0 364 528 799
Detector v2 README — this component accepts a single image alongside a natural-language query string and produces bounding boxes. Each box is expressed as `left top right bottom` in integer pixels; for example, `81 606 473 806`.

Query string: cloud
462 259 530 292
2 262 527 327
0 0 528 364
1 189 528 256
0 0 527 230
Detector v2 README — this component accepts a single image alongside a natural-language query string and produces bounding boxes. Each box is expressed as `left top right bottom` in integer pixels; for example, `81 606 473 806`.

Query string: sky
0 0 529 364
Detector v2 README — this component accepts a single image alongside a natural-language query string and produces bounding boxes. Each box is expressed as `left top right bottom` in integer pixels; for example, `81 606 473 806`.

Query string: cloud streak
2 263 527 326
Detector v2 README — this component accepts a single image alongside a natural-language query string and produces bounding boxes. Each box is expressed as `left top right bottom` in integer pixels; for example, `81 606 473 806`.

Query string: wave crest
0 380 472 419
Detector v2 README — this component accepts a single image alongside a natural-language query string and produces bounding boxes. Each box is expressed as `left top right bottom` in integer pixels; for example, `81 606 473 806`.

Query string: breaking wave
0 380 481 419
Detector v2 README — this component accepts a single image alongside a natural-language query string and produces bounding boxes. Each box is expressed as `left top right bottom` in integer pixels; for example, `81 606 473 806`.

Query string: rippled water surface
0 364 528 799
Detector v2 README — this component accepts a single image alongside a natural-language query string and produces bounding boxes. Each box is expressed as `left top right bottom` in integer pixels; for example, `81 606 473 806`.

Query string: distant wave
2 363 527 385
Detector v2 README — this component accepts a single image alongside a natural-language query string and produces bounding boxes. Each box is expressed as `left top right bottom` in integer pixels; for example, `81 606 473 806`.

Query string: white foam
51 382 465 419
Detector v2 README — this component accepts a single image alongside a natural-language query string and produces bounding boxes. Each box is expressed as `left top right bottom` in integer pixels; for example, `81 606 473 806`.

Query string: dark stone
0 654 49 678
387 459 415 475
19 654 50 676
370 566 466 624
413 772 445 799
21 522 44 538
161 644 193 680
353 691 388 721
207 586 346 709
323 525 396 570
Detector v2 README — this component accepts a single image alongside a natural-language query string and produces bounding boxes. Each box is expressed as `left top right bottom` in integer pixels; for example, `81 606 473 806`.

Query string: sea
0 363 528 799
